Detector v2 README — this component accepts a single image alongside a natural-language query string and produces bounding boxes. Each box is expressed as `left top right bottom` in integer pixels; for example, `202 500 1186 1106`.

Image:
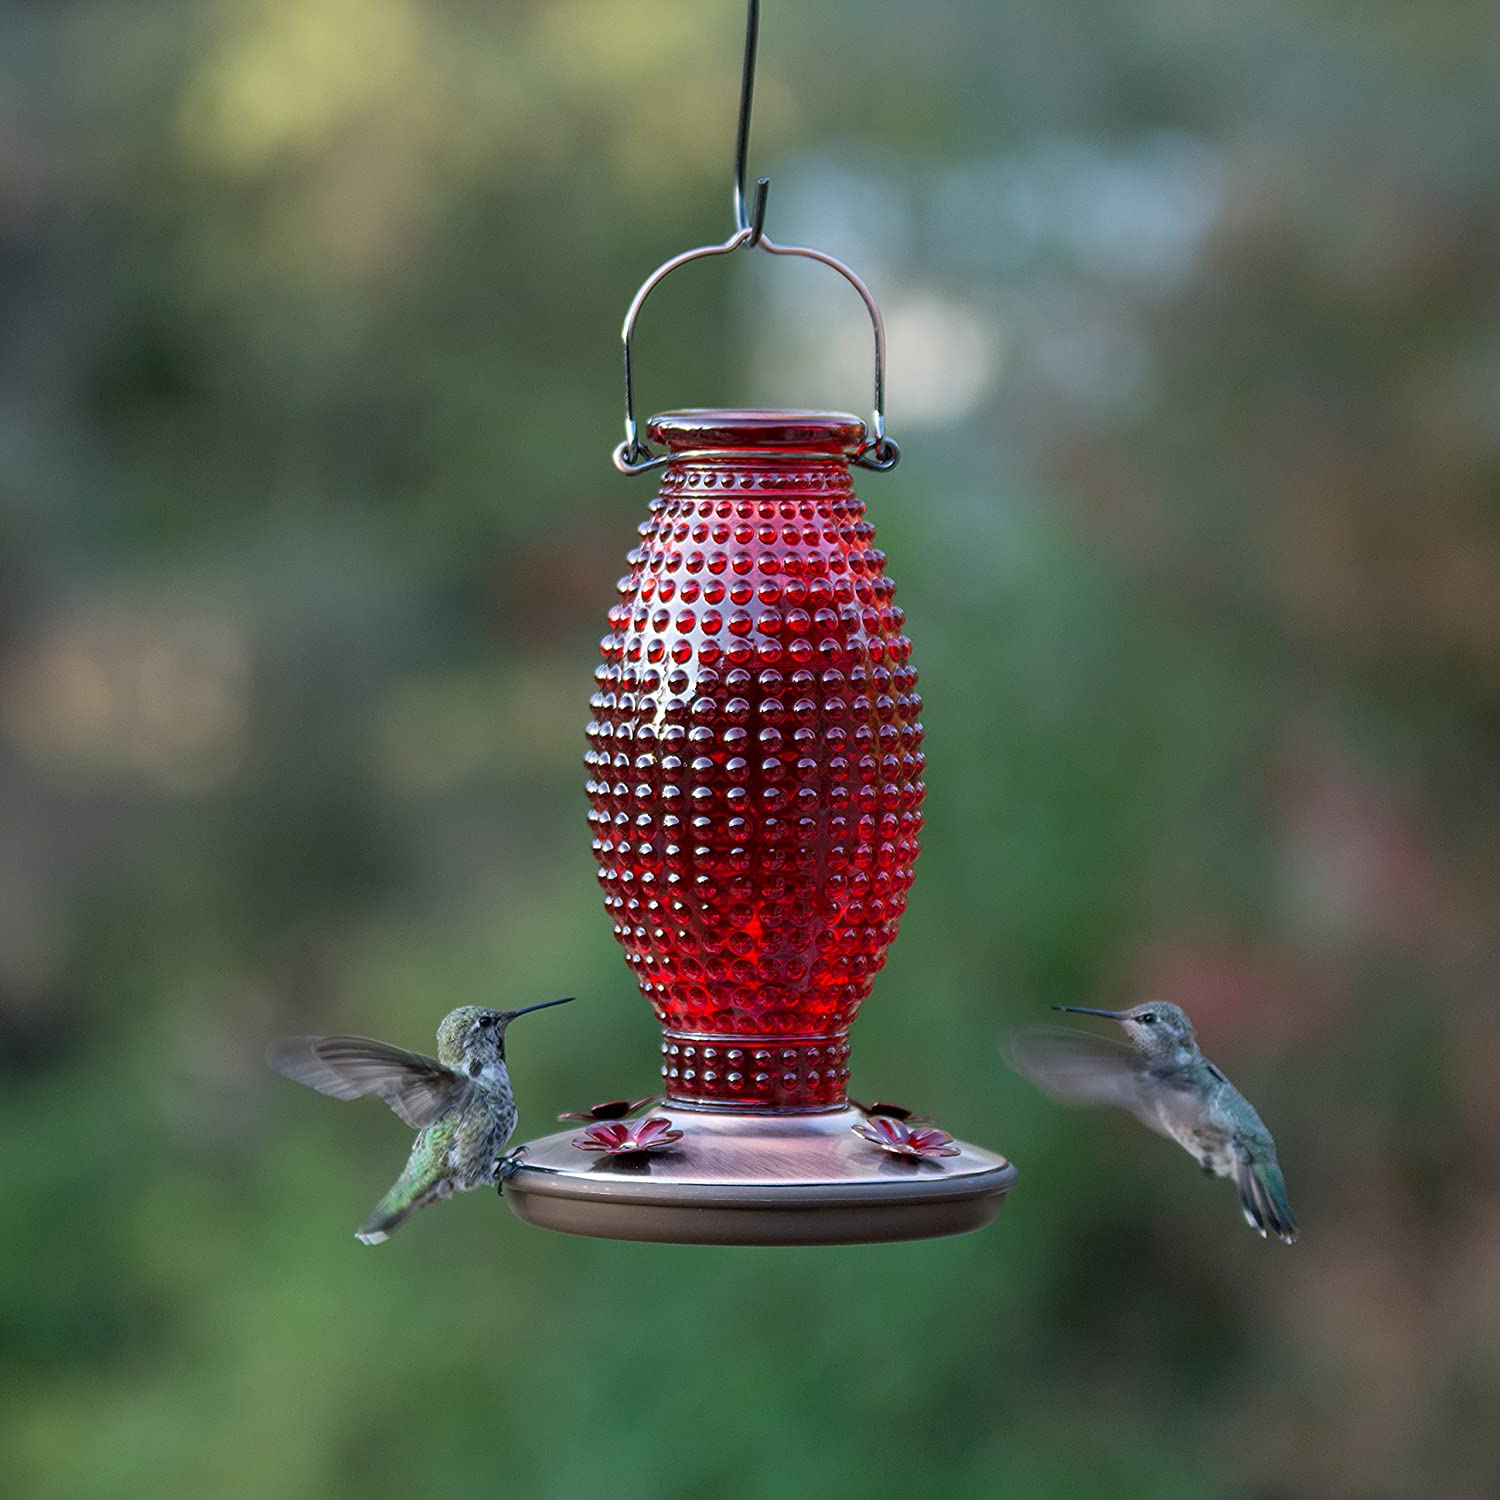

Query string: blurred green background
3 2 1498 1497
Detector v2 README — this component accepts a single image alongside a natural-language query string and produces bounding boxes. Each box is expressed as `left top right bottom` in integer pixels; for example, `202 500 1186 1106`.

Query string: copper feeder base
503 1106 1016 1246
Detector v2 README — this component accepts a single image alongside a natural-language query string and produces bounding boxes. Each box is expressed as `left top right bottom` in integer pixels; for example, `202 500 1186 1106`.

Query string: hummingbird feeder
502 0 1016 1245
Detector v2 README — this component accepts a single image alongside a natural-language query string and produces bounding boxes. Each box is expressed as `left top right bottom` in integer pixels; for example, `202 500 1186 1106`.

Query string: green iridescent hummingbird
268 998 573 1244
1005 1002 1298 1244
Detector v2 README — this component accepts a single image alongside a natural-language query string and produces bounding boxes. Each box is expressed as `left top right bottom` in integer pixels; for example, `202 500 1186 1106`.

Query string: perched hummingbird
1004 1002 1297 1244
268 998 573 1244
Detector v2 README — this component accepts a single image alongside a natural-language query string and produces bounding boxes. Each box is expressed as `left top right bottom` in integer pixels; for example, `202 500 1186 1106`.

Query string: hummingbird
268 998 574 1244
1004 1002 1297 1244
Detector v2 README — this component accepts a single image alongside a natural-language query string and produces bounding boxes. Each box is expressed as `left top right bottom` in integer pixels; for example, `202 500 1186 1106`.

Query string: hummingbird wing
267 1036 471 1130
1002 1026 1170 1138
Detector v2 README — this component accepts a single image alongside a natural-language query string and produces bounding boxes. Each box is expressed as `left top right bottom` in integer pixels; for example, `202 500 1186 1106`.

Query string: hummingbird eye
1138 1013 1157 1024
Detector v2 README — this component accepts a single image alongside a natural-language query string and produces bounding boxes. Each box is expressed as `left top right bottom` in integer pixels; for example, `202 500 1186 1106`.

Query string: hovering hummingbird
1004 1002 1297 1244
268 998 574 1244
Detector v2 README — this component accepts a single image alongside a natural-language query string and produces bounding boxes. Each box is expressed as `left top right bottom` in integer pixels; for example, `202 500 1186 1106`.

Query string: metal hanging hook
732 0 770 246
612 0 899 476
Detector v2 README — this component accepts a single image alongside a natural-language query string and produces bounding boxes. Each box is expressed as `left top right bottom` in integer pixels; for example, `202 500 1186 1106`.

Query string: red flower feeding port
501 2 1015 1245
572 1118 685 1158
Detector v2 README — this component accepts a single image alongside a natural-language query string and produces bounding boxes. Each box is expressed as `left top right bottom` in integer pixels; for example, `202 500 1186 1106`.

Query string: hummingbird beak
1052 1005 1127 1020
503 996 576 1022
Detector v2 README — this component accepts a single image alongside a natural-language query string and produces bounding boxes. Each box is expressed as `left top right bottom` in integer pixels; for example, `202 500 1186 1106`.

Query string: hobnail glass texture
586 411 924 1110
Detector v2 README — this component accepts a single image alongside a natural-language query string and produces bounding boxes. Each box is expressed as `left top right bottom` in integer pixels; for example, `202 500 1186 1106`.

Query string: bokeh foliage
3 3 1498 1497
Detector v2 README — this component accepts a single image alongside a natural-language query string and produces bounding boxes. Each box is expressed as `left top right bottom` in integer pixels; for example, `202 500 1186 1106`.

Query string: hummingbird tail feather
1235 1155 1297 1245
355 1175 453 1246
1258 1162 1298 1245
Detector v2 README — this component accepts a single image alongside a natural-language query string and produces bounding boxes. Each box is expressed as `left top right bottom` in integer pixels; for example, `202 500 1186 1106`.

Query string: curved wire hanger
612 0 899 475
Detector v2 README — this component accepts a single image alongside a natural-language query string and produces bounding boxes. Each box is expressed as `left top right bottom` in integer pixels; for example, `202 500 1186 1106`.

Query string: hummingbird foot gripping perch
495 1147 529 1190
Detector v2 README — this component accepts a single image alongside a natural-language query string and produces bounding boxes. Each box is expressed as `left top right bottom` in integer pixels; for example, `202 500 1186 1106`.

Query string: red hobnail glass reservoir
586 410 925 1111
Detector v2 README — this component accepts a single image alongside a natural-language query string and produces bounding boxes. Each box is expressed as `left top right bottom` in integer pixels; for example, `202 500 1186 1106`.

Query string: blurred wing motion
267 1036 470 1129
1003 1026 1167 1137
1234 1148 1298 1245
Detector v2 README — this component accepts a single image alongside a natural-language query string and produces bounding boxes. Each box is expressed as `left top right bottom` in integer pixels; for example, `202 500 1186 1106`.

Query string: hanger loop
612 0 898 476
